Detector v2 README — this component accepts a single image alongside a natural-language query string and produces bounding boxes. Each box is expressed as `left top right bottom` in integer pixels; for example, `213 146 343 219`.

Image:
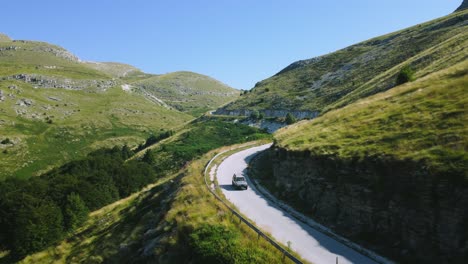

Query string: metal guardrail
203 147 303 264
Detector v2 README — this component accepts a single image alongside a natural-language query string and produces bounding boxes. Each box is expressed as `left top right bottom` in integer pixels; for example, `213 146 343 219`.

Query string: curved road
216 144 379 264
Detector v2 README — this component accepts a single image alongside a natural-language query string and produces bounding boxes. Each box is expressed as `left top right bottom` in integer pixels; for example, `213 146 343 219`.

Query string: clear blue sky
1 0 461 89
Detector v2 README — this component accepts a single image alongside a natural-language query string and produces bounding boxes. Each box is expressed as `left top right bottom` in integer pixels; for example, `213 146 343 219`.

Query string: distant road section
216 144 379 264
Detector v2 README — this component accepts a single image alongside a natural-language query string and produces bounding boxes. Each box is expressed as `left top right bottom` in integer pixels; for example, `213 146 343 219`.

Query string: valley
1 2 467 264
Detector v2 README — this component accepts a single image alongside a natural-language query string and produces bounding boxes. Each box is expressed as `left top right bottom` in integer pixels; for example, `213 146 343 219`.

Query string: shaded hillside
220 9 468 118
257 61 468 263
134 71 239 116
456 0 468 12
3 122 284 264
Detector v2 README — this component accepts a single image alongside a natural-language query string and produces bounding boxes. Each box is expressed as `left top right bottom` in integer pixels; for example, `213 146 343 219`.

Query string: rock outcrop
265 146 468 263
213 108 319 119
455 0 468 12
8 74 118 91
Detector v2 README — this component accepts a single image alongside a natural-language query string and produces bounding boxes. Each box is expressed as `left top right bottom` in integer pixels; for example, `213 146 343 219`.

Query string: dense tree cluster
0 121 270 258
150 120 271 173
0 146 156 256
135 130 174 152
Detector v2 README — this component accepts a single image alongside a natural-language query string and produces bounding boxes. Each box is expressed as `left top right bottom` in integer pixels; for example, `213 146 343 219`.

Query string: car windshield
236 177 246 181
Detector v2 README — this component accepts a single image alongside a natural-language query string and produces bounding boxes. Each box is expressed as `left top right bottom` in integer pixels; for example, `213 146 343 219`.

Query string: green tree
396 65 415 85
286 113 297 124
250 110 260 119
64 193 89 230
12 198 64 256
142 150 155 164
121 144 133 160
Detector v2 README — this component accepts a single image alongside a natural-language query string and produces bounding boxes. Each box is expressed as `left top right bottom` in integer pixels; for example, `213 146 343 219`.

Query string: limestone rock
267 146 468 263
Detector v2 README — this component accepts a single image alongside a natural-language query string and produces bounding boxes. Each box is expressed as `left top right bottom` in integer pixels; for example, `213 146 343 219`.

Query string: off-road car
232 174 248 190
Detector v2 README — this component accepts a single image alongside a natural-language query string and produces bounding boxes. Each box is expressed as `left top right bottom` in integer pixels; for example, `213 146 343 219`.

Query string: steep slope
218 9 468 118
1 122 278 263
133 71 239 116
0 35 194 180
456 0 468 12
258 61 468 263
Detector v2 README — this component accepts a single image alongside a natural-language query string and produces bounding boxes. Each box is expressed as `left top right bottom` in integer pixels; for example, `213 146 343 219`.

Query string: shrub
189 224 240 264
396 65 415 85
250 110 260 120
1 138 11 144
286 113 297 124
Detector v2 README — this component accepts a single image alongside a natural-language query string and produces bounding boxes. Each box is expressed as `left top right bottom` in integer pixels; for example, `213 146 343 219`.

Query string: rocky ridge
6 74 118 91
456 0 468 12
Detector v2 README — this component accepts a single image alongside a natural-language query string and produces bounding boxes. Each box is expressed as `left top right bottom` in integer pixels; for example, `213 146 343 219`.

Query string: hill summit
0 33 11 42
456 0 468 12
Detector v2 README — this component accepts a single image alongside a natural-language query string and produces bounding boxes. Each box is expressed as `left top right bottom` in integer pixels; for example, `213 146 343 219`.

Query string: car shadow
219 184 245 191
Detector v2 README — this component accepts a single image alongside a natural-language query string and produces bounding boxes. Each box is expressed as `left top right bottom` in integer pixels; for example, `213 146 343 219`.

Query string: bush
189 224 240 264
286 113 297 124
250 110 260 119
1 138 11 144
396 65 415 85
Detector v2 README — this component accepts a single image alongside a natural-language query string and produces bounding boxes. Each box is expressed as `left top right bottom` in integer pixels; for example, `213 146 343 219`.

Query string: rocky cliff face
214 108 318 119
266 146 468 263
455 0 468 12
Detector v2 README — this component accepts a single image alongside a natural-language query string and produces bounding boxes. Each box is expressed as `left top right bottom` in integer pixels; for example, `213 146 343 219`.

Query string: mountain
84 61 145 77
217 9 468 119
456 0 468 12
133 71 239 116
0 35 235 179
245 8 468 263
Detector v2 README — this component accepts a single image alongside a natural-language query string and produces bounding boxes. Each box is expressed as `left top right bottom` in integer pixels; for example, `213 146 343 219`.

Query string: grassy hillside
0 36 194 180
134 71 239 116
1 121 284 263
0 80 191 180
0 34 242 179
84 62 144 77
222 9 468 116
15 147 290 264
275 60 467 175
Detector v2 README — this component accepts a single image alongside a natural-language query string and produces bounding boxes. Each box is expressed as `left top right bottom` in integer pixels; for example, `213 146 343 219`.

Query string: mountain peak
0 33 12 42
455 0 468 12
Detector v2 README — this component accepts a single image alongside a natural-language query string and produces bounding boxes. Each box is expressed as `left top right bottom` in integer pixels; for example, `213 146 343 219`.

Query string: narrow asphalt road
216 144 379 264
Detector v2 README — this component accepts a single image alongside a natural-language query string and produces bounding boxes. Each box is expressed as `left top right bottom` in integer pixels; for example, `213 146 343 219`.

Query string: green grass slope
0 35 194 180
83 61 144 77
222 10 468 116
133 71 239 116
275 60 467 175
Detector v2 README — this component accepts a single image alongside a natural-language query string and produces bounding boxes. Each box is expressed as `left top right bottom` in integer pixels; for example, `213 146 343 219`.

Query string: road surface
216 144 379 264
